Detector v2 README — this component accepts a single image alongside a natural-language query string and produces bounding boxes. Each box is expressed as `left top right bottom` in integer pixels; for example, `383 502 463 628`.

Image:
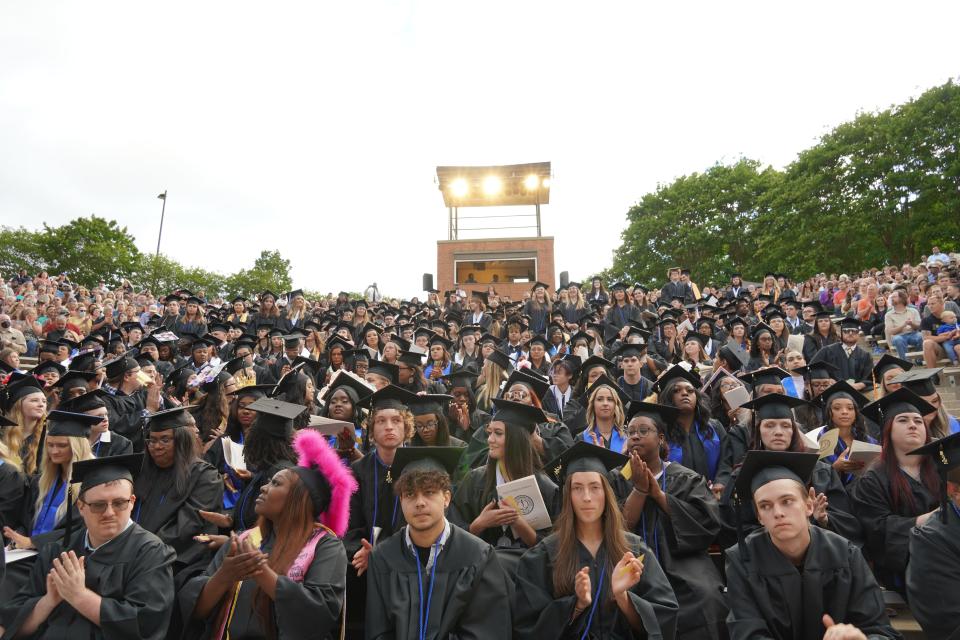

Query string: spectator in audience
885 289 923 360
0 313 28 355
921 292 959 367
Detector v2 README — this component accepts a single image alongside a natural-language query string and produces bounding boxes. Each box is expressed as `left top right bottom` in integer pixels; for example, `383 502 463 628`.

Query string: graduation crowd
0 256 959 640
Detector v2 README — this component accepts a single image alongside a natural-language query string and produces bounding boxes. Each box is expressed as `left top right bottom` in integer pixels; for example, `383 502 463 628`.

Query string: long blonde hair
34 436 93 527
3 396 47 474
476 358 508 412
585 384 626 431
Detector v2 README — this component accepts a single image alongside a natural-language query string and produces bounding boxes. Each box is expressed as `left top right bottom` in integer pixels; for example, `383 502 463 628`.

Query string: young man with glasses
808 318 873 392
0 454 176 639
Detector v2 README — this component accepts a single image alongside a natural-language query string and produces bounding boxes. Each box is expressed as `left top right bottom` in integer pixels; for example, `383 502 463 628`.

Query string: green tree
0 216 142 287
606 159 781 286
223 250 293 298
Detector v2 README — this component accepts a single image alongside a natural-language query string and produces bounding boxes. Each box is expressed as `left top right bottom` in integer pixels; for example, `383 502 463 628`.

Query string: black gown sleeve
0 464 26 531
273 534 347 639
811 461 862 543
715 422 748 489
661 468 722 554
850 468 915 579
906 515 960 640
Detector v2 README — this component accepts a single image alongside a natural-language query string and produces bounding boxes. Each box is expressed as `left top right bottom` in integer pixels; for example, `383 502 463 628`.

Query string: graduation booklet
496 475 551 530
846 440 882 476
308 415 355 436
222 436 246 472
5 548 38 565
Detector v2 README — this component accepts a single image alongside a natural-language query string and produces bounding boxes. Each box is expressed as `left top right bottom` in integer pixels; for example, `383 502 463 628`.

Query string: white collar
404 519 451 571
84 519 134 553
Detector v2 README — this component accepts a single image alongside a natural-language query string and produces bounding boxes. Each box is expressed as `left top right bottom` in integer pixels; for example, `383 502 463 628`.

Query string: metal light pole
156 191 167 256
152 191 167 294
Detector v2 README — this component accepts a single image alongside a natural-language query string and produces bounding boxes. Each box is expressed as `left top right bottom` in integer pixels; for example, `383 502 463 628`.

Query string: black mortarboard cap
871 354 913 380
652 365 702 393
397 350 424 368
357 384 419 410
909 431 960 521
321 371 375 404
392 446 463 479
490 398 547 433
625 401 679 425
52 370 97 390
817 380 868 409
248 397 303 438
889 367 942 397
502 368 549 400
545 441 629 485
71 453 143 493
484 348 514 372
30 361 66 377
792 360 840 380
741 393 810 421
861 387 936 425
737 366 790 388
408 393 454 416
2 376 46 411
735 450 819 499
367 360 400 385
58 388 110 413
587 373 630 406
46 410 101 437
147 406 195 431
444 369 479 388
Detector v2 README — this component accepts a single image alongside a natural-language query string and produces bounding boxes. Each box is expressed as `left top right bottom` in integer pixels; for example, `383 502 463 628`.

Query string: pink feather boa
293 429 358 537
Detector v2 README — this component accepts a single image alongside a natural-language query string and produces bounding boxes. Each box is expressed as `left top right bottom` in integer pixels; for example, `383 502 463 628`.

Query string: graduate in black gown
718 394 862 547
134 406 222 593
724 450 899 640
450 398 559 576
905 431 960 640
611 401 728 640
181 422 353 640
365 447 513 640
58 389 134 458
0 453 177 640
0 416 27 531
851 389 941 593
653 366 727 484
513 442 679 640
343 385 418 634
808 318 873 392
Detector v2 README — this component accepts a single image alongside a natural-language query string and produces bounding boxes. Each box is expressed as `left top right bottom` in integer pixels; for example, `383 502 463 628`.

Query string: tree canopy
605 78 960 287
0 216 293 299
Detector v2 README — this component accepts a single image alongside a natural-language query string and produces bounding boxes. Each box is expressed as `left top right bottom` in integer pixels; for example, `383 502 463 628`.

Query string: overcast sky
2 1 957 296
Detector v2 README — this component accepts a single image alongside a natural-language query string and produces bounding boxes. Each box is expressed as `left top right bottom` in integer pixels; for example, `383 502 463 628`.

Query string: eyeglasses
416 420 439 430
147 436 174 447
841 328 860 334
81 497 133 514
507 390 530 400
626 427 657 437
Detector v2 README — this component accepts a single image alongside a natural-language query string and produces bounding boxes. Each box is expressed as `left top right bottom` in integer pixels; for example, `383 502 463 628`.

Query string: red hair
879 417 940 514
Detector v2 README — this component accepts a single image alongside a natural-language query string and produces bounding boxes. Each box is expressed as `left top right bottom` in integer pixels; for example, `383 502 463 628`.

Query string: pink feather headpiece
293 429 358 537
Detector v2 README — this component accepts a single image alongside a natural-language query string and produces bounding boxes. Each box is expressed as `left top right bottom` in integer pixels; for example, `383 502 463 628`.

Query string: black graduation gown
714 421 749 490
724 527 899 640
91 431 134 458
179 530 347 640
850 465 939 592
134 460 222 589
719 461 862 547
610 464 728 640
0 523 176 640
617 375 654 404
102 389 147 451
449 467 558 576
811 343 873 388
672 419 727 483
906 504 960 639
513 532 680 640
542 389 580 424
0 461 26 530
460 417 574 473
365 524 513 640
344 451 407 558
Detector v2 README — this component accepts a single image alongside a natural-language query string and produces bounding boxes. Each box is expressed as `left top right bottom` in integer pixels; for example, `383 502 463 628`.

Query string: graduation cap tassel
734 493 750 564
940 467 948 524
63 484 74 550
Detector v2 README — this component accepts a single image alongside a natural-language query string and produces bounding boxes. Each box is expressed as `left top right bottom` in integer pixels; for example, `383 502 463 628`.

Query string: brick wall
437 236 555 301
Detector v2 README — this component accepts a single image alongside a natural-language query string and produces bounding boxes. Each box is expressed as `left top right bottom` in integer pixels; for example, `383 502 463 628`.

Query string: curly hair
394 469 451 497
369 406 414 443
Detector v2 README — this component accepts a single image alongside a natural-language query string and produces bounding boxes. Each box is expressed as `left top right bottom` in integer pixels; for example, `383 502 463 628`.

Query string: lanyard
412 535 443 640
371 452 399 543
639 470 667 562
580 562 607 640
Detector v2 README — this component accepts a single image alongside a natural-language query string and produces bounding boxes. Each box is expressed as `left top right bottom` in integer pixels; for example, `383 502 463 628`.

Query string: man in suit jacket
810 317 873 391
